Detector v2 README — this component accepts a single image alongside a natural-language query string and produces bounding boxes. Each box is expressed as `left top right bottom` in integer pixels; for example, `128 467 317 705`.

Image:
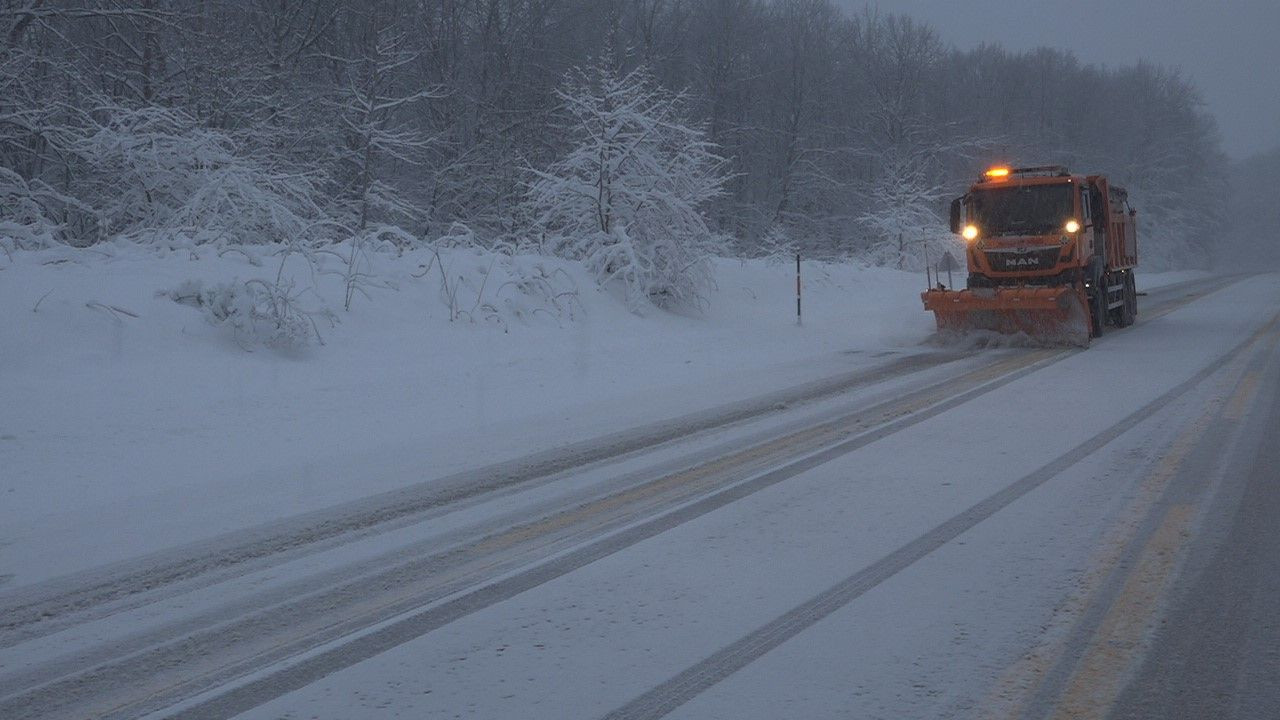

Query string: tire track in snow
0 348 968 646
153 353 1077 720
0 346 1066 720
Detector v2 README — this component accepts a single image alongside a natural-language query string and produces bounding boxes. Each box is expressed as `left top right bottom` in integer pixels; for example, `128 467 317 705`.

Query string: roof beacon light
985 167 1011 179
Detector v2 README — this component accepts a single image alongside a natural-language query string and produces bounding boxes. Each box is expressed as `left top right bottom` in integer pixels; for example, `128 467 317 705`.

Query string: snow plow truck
922 165 1138 345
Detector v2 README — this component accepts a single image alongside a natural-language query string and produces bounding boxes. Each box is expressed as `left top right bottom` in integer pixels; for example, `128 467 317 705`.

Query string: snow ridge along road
0 274 1253 720
0 348 970 645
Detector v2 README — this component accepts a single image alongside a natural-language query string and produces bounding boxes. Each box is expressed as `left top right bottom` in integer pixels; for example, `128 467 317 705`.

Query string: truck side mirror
949 198 962 233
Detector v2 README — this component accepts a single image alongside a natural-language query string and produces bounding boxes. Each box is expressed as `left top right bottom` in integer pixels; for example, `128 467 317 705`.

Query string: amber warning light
984 167 1011 179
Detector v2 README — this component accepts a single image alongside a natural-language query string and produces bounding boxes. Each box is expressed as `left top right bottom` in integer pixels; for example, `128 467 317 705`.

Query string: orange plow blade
921 286 1091 346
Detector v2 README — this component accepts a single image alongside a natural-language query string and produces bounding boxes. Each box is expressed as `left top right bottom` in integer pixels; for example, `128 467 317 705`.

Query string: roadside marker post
796 253 802 326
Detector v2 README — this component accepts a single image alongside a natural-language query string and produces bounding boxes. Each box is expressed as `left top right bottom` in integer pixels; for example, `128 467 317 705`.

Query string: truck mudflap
921 286 1091 346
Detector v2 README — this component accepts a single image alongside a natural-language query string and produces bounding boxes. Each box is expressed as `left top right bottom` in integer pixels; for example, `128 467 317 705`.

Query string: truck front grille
984 247 1062 272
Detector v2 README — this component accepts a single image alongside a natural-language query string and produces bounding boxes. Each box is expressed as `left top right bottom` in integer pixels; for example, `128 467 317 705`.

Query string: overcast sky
841 0 1280 159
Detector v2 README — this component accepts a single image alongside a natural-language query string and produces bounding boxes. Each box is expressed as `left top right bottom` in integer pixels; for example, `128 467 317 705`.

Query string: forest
1 0 1225 289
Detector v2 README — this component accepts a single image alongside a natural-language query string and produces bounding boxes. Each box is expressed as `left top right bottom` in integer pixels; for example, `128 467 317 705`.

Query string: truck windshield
970 184 1074 237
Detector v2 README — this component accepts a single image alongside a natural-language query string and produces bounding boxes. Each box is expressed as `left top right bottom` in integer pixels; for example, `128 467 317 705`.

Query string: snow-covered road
1 273 1276 720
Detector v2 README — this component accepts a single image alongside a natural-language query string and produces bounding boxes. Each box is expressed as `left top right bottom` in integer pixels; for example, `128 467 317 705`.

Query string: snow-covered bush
315 224 411 311
492 259 583 325
0 50 76 250
527 60 729 311
413 244 582 328
164 279 327 349
74 106 323 245
0 167 93 251
436 222 478 249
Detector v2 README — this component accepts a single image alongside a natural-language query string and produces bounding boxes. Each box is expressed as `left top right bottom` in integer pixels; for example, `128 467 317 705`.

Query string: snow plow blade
921 286 1091 346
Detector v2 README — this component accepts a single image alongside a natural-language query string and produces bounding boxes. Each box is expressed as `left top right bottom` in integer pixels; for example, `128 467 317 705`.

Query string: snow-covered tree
852 12 969 269
73 104 323 245
857 144 955 269
527 59 729 310
0 2 1230 267
1224 148 1280 270
327 4 445 231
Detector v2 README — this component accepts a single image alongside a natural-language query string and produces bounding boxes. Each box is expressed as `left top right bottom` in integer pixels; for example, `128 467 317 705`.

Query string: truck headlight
962 224 979 241
1065 219 1080 233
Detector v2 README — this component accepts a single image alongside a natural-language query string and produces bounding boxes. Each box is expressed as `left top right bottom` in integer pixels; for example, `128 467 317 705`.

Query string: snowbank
1135 269 1211 291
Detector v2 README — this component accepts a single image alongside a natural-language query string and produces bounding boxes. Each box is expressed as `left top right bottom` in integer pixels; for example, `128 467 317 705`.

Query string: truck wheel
1126 273 1138 321
1090 282 1106 338
1117 272 1136 327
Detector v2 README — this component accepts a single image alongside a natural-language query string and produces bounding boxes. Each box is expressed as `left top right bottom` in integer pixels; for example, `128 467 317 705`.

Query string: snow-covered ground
2 239 1270 720
1 244 928 586
0 244 1213 588
219 273 1278 720
1134 269 1210 290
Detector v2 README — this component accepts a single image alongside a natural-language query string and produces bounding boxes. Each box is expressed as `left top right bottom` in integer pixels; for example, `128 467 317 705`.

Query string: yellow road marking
1223 370 1260 421
985 407 1210 719
1047 503 1195 720
990 314 1280 719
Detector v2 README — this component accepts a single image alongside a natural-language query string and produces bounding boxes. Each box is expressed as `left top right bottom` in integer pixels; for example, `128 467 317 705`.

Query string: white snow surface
1134 269 1210 290
229 273 1280 720
1 243 945 586
0 237 1266 719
